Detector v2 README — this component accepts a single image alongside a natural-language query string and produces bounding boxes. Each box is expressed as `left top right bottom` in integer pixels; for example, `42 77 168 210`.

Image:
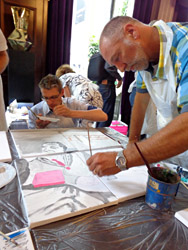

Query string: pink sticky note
110 125 128 135
111 121 120 125
32 170 65 188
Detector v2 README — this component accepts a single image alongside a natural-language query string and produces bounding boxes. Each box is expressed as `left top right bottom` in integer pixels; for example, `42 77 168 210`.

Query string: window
70 0 135 76
75 0 86 24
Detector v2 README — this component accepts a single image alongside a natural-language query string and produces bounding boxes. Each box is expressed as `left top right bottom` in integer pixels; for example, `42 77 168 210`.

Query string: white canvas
101 165 148 202
0 227 34 249
0 131 12 162
175 208 188 228
11 128 122 158
16 151 118 228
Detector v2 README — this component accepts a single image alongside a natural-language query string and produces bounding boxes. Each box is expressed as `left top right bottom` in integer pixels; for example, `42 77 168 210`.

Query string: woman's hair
55 64 75 78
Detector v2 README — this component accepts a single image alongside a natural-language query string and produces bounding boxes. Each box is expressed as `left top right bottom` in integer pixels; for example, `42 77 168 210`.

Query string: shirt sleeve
28 110 37 129
104 62 122 80
136 71 148 93
177 63 188 113
66 98 89 110
59 75 72 88
66 98 99 111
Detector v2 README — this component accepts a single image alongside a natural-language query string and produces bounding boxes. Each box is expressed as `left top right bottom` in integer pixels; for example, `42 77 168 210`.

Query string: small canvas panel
101 165 148 202
0 131 12 162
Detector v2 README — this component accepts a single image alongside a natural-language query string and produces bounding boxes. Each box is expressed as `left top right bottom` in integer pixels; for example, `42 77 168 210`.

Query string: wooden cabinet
0 0 49 104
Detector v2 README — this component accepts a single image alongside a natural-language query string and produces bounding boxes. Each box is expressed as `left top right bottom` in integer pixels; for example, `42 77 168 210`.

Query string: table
0 128 188 250
5 109 29 129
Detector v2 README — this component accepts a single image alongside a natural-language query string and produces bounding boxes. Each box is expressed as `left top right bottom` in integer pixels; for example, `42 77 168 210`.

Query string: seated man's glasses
42 94 60 101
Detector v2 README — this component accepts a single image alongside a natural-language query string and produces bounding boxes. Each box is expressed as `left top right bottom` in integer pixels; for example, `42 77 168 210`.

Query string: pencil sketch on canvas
15 151 118 228
11 128 122 158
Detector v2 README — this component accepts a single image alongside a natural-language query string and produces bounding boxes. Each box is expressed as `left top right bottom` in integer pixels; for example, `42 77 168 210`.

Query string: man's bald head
99 16 158 72
99 16 139 49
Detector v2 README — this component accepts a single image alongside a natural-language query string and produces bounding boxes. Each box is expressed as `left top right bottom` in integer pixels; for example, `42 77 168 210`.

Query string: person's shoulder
64 96 78 104
59 73 78 84
60 72 77 79
32 101 44 111
65 97 88 109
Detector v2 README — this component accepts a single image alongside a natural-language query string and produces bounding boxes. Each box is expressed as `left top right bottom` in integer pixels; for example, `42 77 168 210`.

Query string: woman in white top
56 64 103 109
56 64 103 127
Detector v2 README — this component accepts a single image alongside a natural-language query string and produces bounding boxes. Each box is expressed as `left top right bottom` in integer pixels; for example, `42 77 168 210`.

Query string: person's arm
86 112 188 176
28 110 38 129
63 86 71 97
128 91 150 143
104 62 122 81
125 112 188 166
0 50 9 74
53 104 108 122
116 79 122 88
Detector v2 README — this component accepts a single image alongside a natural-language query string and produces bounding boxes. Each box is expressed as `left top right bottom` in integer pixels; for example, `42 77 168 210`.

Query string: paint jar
145 167 180 211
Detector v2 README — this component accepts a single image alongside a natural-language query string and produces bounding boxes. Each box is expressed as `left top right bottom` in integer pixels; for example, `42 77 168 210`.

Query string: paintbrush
181 181 188 190
27 106 38 119
134 142 156 178
87 123 92 156
0 230 19 246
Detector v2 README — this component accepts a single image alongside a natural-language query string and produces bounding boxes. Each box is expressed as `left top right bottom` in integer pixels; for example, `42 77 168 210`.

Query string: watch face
115 151 127 171
117 156 126 166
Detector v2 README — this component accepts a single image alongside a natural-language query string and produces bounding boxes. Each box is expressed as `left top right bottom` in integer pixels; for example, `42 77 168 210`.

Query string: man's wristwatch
115 150 128 171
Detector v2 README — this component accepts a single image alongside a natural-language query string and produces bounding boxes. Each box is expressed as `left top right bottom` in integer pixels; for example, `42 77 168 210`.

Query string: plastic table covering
0 128 187 250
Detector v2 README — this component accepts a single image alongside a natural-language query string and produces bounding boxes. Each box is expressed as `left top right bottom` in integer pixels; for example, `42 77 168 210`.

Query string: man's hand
86 151 121 177
36 114 51 128
116 79 122 88
53 104 72 117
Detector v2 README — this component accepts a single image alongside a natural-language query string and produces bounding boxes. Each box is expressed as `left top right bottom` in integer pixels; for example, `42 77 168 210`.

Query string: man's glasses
42 94 60 101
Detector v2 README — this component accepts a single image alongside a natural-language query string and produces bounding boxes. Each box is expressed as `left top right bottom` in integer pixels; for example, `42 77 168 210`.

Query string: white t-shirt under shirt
0 29 8 131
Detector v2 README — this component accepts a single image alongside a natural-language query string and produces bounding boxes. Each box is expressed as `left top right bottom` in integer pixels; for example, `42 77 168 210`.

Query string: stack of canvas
11 128 148 228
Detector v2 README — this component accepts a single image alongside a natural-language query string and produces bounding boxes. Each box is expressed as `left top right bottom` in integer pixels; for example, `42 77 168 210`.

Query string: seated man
28 74 107 129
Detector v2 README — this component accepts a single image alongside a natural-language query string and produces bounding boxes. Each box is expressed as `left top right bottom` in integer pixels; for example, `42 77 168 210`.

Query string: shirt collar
146 20 173 80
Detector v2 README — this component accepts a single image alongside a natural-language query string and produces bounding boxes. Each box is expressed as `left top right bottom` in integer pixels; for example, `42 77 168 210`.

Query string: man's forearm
70 109 108 121
125 112 188 168
129 92 150 142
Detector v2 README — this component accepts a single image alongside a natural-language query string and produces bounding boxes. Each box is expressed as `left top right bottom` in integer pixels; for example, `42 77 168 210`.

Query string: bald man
87 16 188 176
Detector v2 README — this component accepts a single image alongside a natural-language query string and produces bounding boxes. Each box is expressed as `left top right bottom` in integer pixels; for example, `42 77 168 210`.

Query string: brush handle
87 123 92 156
134 142 154 177
27 106 38 119
0 231 19 246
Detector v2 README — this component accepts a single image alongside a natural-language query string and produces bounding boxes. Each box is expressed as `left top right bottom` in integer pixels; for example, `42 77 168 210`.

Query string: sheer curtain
120 0 154 126
46 0 74 75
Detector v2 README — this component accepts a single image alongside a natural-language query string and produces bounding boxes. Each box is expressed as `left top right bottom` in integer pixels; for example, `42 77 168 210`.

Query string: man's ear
123 24 139 40
60 88 64 97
